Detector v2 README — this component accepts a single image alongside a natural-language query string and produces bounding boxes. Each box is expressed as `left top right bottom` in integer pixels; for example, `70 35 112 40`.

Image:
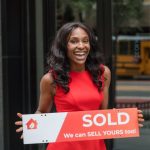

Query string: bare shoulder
103 65 111 85
40 72 54 84
104 65 111 77
40 72 55 91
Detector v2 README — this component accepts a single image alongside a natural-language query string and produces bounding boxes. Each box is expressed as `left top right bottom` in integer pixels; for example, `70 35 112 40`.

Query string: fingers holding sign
15 113 23 139
138 110 144 128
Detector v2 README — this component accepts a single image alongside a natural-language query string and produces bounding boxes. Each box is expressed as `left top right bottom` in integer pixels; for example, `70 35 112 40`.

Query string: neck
70 65 85 72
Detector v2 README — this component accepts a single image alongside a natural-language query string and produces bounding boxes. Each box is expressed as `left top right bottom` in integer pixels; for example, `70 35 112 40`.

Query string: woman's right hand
15 113 23 139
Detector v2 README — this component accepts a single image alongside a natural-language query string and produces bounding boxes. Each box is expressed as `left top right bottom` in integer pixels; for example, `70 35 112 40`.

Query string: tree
58 0 96 22
112 0 143 35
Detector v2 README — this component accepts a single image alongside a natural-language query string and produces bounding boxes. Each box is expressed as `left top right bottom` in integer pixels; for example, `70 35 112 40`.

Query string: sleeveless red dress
47 70 106 150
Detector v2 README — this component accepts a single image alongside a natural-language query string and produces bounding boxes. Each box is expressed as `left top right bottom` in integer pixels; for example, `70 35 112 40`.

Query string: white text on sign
82 112 130 127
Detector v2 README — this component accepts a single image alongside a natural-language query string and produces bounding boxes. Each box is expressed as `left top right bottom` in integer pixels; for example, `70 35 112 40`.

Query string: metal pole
97 0 116 150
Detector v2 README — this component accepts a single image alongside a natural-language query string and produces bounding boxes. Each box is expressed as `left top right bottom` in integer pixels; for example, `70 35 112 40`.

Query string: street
116 80 150 101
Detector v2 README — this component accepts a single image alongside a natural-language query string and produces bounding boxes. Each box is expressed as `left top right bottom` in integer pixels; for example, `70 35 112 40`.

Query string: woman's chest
55 73 104 111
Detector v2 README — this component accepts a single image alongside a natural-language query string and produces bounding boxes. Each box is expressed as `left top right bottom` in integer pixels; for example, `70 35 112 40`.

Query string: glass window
119 41 129 54
113 0 150 150
56 0 96 30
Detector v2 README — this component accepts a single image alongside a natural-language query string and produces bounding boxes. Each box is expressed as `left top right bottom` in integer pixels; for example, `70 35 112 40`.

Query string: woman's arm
36 72 56 113
101 65 111 110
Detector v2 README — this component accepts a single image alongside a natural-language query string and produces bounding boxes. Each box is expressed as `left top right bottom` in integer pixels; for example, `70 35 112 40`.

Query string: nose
77 41 84 49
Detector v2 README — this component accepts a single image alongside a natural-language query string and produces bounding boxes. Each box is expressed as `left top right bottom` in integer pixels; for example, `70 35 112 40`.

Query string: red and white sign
22 108 139 144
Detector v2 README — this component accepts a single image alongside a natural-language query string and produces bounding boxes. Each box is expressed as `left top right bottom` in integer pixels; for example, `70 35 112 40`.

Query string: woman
15 22 144 150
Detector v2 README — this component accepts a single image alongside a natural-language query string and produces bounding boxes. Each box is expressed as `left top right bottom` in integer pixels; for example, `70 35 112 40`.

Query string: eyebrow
69 36 89 39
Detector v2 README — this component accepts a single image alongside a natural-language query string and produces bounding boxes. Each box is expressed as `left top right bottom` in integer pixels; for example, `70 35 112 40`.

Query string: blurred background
0 0 150 150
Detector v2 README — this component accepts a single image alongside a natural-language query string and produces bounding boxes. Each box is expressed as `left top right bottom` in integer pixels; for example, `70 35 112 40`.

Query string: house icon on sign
26 118 38 129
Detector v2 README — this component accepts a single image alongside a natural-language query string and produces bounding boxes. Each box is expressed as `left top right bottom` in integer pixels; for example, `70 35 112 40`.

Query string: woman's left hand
138 110 144 127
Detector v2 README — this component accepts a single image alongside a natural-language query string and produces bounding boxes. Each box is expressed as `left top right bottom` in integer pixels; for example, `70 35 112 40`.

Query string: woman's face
67 27 90 71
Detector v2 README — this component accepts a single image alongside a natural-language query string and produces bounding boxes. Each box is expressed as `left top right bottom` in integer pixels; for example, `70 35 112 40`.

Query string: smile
73 52 88 60
74 52 87 55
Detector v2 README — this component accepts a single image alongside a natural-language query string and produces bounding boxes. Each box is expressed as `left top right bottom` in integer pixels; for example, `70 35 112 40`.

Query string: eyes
68 38 89 45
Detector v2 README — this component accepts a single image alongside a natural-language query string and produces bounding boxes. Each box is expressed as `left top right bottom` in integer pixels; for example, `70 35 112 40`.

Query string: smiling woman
67 27 90 71
45 22 109 150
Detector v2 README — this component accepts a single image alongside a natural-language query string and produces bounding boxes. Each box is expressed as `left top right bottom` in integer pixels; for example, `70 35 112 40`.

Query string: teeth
74 52 86 55
74 53 87 60
75 53 85 55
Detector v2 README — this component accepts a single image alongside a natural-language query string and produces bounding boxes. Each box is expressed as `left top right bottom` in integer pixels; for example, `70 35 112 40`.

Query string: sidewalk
113 121 150 150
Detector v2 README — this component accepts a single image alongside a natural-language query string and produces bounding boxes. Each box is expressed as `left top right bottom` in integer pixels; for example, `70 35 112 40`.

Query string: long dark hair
47 22 104 93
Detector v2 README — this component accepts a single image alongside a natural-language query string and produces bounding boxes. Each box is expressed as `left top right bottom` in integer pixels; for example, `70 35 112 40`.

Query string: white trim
116 96 150 100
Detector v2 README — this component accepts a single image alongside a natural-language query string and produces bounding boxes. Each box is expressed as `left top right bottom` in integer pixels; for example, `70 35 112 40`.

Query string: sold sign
22 108 139 144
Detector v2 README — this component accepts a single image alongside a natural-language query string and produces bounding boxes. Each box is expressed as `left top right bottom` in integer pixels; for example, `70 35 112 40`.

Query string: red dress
47 70 106 150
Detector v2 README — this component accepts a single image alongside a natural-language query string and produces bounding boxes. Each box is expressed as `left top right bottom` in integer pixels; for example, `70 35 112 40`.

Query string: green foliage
126 0 143 19
113 0 128 27
58 0 96 23
113 0 143 33
69 0 96 12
